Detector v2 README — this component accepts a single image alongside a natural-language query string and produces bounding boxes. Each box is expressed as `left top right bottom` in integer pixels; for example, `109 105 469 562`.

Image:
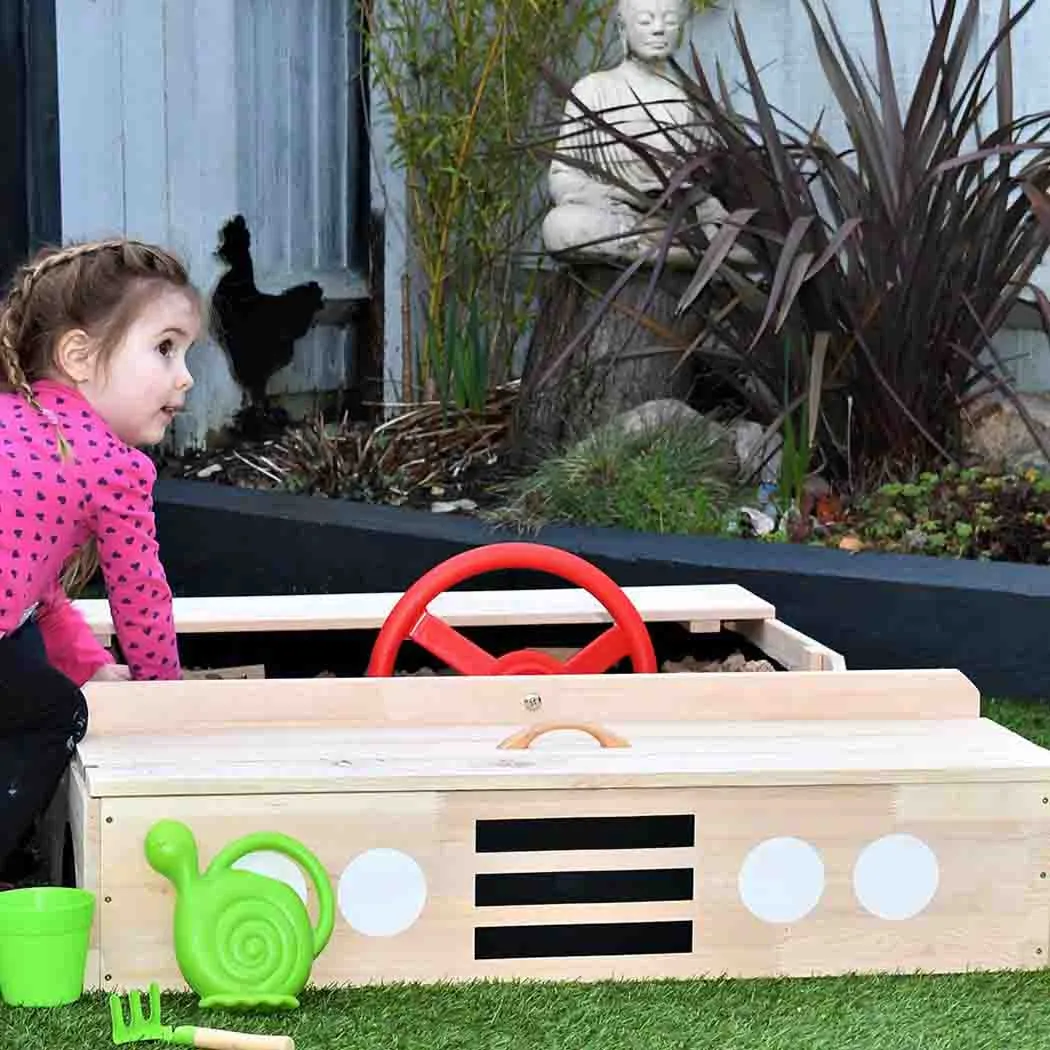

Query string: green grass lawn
3 697 1050 1050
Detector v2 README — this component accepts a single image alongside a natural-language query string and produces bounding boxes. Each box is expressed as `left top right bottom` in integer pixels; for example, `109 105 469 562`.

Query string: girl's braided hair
0 239 198 597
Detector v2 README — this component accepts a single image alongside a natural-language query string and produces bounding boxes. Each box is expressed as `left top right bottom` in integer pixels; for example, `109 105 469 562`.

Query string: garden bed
150 477 1050 700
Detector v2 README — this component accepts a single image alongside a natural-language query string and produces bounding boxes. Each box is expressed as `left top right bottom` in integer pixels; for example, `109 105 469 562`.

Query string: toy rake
109 983 294 1050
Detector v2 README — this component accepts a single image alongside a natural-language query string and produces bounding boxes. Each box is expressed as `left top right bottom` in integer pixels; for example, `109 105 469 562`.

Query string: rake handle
187 1029 294 1050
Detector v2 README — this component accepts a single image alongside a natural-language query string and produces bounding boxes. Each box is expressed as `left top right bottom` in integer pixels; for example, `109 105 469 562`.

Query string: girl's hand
89 663 133 683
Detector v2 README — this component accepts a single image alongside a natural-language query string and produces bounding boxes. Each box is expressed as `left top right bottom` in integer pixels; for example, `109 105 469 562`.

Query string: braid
0 252 72 456
0 240 124 399
0 254 47 405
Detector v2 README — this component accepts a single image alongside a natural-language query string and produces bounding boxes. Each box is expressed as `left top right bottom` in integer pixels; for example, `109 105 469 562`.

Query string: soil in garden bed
174 619 779 680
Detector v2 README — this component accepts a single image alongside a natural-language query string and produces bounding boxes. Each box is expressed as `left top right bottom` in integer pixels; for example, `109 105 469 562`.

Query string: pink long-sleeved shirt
0 379 180 684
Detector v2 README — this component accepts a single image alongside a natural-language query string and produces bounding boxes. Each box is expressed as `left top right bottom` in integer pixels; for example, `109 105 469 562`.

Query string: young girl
0 238 199 880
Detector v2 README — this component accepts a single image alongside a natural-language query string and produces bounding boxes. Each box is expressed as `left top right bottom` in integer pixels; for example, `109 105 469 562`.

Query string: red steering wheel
366 542 657 677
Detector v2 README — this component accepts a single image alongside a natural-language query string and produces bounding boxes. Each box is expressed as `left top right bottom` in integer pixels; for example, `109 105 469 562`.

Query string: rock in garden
430 499 479 514
738 506 777 536
963 390 1050 471
610 399 703 435
729 419 782 484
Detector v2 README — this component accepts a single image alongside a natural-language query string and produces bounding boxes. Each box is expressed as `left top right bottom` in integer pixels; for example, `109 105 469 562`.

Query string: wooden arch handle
497 721 631 751
189 1027 295 1050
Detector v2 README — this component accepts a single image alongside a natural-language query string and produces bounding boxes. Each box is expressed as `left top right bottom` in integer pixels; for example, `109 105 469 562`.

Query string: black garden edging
153 478 1050 699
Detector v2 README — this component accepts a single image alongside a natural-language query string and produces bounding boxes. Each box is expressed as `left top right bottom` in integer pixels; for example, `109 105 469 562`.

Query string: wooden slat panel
726 618 846 671
81 668 980 738
69 758 103 989
85 782 1050 991
82 718 1027 770
75 583 775 637
56 0 365 446
474 849 698 874
474 901 694 926
81 742 1050 798
79 713 1050 799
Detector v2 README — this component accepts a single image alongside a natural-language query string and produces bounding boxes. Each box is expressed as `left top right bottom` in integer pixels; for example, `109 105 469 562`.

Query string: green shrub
486 416 739 535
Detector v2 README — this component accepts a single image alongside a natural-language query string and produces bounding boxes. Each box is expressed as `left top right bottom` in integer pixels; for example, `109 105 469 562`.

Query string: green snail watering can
145 819 335 1011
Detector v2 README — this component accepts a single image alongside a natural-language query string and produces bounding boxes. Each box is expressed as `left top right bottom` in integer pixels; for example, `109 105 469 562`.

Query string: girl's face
75 287 199 447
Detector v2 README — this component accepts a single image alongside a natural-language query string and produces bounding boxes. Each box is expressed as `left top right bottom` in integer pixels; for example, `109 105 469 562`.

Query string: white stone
730 419 783 485
430 499 479 514
963 390 1050 472
738 506 777 536
610 398 702 435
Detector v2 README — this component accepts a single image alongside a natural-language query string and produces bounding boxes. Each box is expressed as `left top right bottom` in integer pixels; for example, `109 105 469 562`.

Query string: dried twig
172 381 520 507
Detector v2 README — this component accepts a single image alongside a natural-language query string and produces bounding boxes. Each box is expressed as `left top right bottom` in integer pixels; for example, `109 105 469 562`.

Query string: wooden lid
77 669 1050 797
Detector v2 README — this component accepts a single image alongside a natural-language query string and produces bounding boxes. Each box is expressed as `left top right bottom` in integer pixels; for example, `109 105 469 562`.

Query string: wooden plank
40 768 69 888
119 0 167 241
473 848 699 874
92 782 1050 990
74 584 776 639
474 901 694 926
81 742 1050 798
54 0 125 240
726 618 846 671
81 668 980 738
82 718 1025 769
67 757 103 990
78 715 1050 798
687 620 721 634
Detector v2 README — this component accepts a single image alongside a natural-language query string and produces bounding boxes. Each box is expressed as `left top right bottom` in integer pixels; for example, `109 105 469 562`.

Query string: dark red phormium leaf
529 0 1050 486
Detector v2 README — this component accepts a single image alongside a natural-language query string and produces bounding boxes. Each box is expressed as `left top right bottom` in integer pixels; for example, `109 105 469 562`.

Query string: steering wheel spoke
409 611 499 676
563 625 631 675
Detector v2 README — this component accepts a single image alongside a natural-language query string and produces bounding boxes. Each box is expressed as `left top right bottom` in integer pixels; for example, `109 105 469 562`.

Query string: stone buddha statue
541 0 746 266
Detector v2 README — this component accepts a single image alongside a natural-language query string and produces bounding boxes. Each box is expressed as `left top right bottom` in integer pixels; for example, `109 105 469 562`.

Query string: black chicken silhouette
211 215 325 431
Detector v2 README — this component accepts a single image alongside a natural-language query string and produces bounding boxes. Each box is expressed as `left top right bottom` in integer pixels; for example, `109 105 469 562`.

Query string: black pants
0 618 88 873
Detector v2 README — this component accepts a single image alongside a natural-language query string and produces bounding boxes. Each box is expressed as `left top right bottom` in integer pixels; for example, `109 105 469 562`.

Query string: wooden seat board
74 583 775 636
80 668 980 738
78 716 1050 797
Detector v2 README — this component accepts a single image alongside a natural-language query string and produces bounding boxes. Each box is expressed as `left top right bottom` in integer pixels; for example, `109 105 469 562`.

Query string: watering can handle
206 832 335 958
184 1027 294 1050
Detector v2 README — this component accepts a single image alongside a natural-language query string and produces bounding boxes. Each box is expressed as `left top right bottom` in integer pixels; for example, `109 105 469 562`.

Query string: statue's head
617 0 690 62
